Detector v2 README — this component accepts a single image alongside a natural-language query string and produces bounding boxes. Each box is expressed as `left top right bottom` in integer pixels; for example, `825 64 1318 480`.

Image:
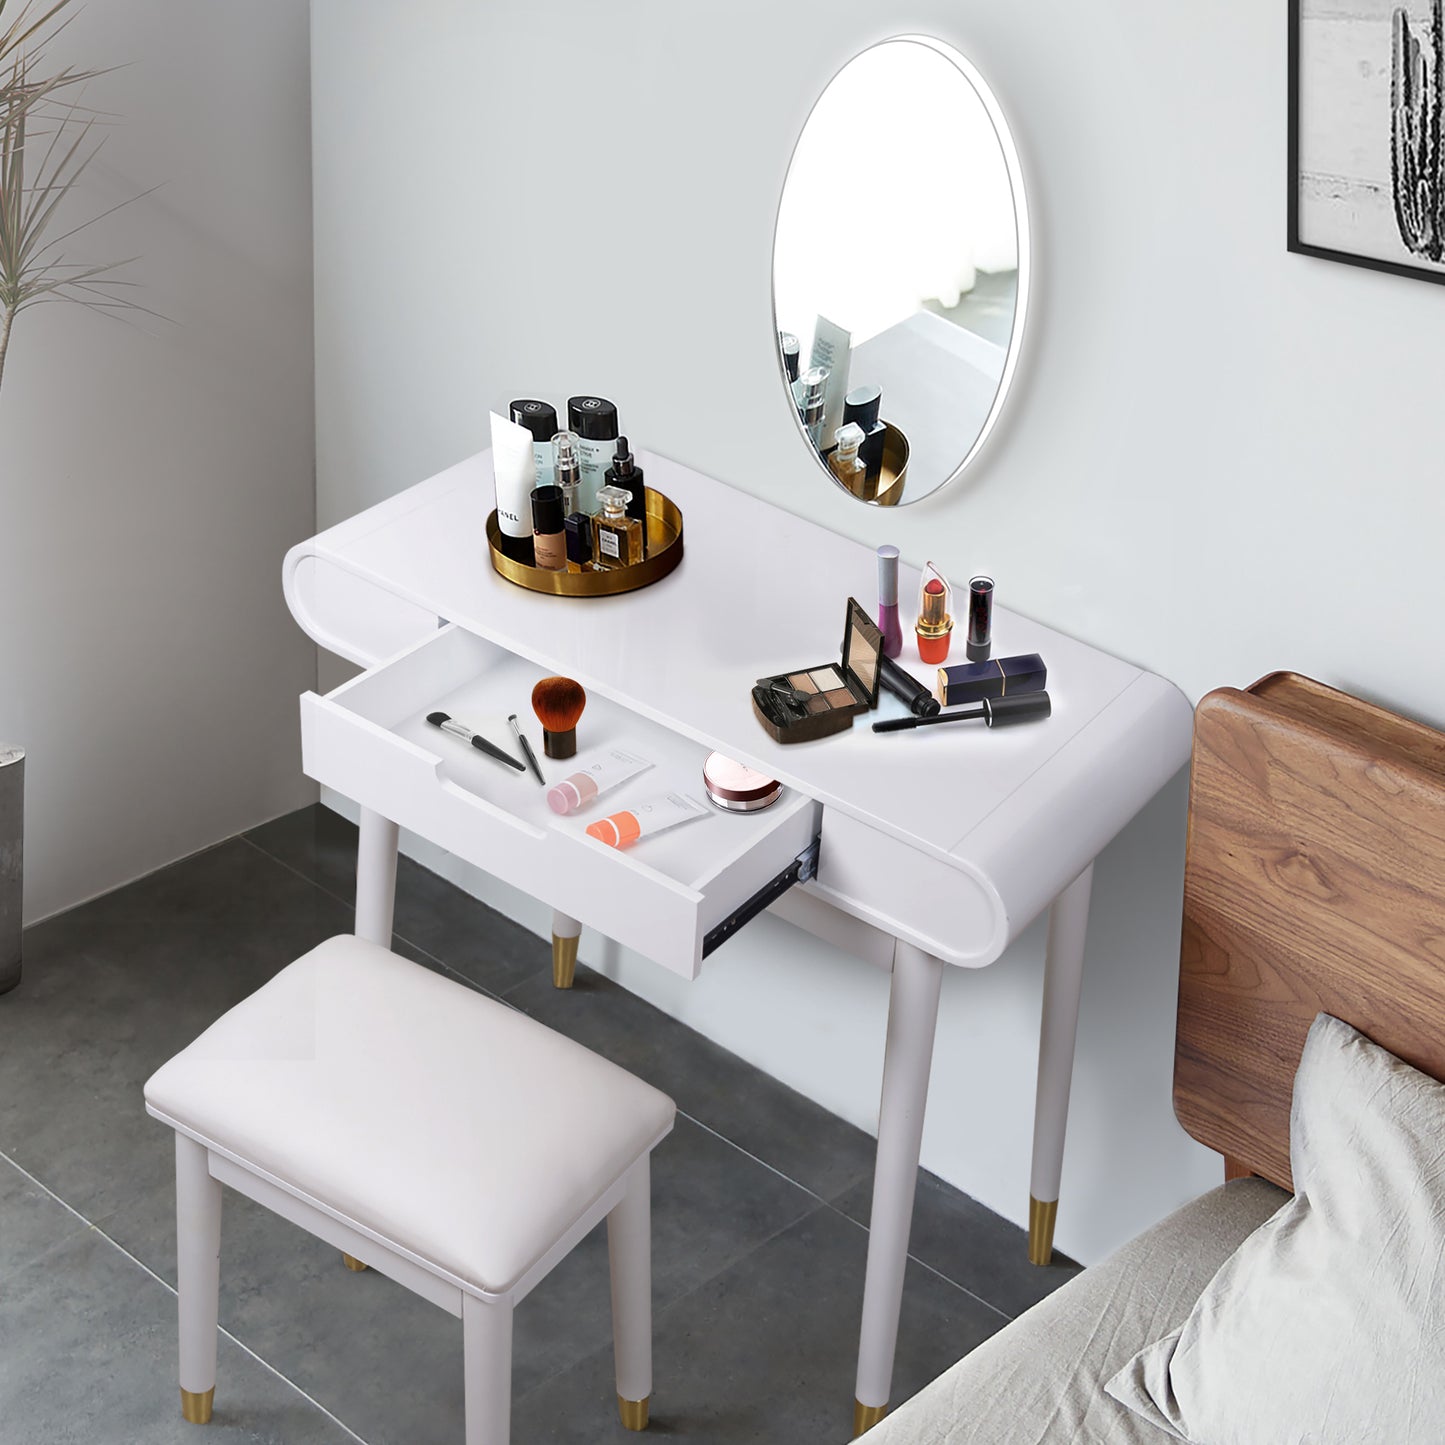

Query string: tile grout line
0 1151 374 1445
238 827 1021 1325
681 1116 1014 1324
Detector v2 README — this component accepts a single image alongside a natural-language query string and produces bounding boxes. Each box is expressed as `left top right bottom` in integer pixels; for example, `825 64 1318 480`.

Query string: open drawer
300 624 821 979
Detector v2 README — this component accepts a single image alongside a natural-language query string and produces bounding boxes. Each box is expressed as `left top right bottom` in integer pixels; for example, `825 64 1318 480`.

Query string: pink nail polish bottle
877 546 903 658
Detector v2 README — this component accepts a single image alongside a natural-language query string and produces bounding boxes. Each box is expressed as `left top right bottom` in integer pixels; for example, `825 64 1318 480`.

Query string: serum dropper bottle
604 436 648 556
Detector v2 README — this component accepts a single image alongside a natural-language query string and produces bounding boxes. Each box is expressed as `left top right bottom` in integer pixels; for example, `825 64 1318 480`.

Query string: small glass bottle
531 485 566 572
553 431 583 519
593 485 643 570
828 422 867 493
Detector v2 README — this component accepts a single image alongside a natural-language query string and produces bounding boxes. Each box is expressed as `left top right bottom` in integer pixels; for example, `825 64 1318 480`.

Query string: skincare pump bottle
567 396 620 513
553 431 583 520
828 422 867 491
604 436 647 555
593 485 643 569
510 399 559 486
489 410 538 566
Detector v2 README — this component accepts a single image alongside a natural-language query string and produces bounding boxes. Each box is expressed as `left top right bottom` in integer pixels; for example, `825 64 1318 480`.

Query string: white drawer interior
306 624 820 976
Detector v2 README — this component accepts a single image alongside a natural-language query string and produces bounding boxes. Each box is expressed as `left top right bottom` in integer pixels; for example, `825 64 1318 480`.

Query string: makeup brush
531 676 587 759
872 692 1052 733
509 713 545 785
426 712 527 770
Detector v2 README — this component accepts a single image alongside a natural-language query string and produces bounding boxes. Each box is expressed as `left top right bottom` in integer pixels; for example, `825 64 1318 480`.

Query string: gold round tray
834 422 909 507
486 487 685 597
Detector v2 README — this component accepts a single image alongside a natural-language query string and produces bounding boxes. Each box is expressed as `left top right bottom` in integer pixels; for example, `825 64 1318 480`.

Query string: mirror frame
771 34 1032 506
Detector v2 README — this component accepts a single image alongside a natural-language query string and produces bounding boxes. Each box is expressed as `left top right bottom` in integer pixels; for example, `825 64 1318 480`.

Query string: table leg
1028 862 1094 1265
853 939 945 1437
355 807 399 947
552 910 581 989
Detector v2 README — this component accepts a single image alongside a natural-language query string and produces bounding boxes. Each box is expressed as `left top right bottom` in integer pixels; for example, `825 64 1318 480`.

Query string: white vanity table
284 446 1191 1434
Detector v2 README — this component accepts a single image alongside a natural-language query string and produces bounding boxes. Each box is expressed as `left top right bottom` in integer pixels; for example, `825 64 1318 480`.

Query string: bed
860 670 1445 1442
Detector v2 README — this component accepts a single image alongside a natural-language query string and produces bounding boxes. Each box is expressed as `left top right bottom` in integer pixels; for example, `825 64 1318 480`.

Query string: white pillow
1106 1013 1445 1444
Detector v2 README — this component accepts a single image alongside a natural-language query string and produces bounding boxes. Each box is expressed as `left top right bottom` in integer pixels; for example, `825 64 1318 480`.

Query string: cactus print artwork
1293 0 1445 281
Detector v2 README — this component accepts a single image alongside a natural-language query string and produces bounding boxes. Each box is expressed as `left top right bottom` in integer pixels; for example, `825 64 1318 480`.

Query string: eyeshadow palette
752 597 883 743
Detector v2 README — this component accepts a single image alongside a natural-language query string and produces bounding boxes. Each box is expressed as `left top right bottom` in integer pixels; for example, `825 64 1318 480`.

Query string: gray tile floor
0 805 1079 1443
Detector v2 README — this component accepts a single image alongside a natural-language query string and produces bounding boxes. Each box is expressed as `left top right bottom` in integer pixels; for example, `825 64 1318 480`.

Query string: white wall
310 0 1445 1263
0 2 317 922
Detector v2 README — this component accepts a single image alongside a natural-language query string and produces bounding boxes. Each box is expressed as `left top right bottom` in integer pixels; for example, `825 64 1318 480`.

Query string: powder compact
751 597 884 743
703 753 782 812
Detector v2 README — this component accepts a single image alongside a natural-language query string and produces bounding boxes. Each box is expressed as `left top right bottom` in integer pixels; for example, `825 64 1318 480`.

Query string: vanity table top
287 448 1191 959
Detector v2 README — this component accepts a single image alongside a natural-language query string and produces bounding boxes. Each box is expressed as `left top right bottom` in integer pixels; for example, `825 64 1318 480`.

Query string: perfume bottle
604 436 648 555
553 430 583 520
565 513 594 574
593 485 643 569
828 422 867 492
795 366 829 450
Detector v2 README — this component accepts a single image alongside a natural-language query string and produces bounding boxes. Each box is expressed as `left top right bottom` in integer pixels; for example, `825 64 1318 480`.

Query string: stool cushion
144 936 675 1296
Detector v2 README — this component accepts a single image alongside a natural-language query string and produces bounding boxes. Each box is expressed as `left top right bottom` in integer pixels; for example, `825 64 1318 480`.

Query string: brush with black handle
426 712 526 771
872 692 1052 732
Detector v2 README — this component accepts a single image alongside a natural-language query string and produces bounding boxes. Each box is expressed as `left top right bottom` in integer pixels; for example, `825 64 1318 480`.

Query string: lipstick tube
915 562 954 664
877 545 903 658
967 575 994 661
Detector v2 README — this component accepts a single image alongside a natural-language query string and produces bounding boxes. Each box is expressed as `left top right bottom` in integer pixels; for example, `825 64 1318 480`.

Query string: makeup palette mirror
772 36 1029 507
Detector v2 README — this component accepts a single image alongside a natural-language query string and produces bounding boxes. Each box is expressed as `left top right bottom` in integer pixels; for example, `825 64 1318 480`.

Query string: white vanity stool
143 935 675 1442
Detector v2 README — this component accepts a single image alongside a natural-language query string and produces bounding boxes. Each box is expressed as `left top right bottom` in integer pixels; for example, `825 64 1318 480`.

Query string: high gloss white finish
285 448 1192 1412
175 1133 222 1400
1031 864 1095 1207
855 941 946 1412
355 808 399 946
284 448 1192 968
147 935 672 1442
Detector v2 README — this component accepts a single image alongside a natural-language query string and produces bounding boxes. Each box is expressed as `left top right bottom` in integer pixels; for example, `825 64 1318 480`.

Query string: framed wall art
1289 0 1445 285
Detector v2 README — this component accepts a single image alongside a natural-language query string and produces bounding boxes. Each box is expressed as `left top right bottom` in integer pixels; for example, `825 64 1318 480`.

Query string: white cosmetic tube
585 791 709 849
547 748 653 815
490 411 538 558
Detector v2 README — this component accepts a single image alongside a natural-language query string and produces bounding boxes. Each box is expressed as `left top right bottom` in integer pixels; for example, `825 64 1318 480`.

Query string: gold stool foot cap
853 1399 887 1436
1028 1195 1059 1266
180 1386 214 1424
342 1253 368 1272
618 1394 649 1430
552 933 579 990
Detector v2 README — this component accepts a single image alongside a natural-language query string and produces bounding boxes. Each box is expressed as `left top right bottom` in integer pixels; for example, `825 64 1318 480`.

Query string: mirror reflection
773 37 1027 506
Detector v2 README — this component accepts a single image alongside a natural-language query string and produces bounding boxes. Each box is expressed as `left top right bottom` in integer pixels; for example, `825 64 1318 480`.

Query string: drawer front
300 625 821 979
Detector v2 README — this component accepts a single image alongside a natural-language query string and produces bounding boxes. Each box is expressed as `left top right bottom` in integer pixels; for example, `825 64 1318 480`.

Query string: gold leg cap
180 1386 214 1424
552 933 579 990
1028 1195 1059 1266
618 1394 649 1430
342 1253 368 1272
853 1399 887 1436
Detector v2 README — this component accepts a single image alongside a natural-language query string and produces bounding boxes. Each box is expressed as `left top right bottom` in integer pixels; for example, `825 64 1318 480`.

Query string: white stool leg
175 1134 222 1425
853 940 945 1436
1028 863 1094 1266
551 910 581 989
608 1156 652 1430
355 807 399 947
462 1294 513 1445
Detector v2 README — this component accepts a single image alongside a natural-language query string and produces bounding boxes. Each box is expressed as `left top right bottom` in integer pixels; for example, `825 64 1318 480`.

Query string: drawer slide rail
701 836 821 959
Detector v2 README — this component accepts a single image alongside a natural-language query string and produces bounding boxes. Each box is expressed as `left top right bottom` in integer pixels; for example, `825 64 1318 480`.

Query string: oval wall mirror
772 36 1029 507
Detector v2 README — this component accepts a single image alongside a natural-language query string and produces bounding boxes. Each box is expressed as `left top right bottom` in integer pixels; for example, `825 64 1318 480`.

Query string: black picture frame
1288 0 1445 286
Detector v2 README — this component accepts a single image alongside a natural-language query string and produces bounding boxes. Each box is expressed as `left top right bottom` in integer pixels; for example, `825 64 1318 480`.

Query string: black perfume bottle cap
844 384 882 433
612 436 636 477
510 399 558 444
531 484 565 535
567 396 619 441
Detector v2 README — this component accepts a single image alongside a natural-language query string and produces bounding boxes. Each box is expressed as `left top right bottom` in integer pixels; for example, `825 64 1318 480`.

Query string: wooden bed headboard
1174 671 1445 1191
